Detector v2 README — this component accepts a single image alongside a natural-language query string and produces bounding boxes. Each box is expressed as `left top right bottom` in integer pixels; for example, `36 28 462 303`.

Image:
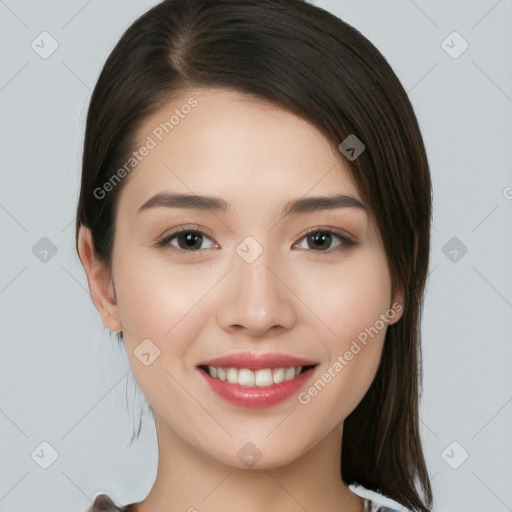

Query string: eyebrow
136 192 367 216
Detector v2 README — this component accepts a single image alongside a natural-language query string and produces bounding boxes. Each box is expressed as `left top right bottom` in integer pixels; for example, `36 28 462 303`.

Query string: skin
78 88 403 512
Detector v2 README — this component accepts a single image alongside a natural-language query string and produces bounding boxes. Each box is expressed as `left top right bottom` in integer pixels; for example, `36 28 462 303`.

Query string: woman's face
87 88 403 469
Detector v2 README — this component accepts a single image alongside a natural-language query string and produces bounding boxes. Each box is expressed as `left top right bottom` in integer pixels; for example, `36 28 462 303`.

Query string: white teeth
254 368 273 386
272 367 284 384
206 366 307 387
284 367 296 380
238 368 255 386
227 367 238 384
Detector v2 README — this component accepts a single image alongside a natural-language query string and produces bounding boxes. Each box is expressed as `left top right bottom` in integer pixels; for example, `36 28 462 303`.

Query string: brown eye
156 229 216 251
306 232 333 251
294 230 356 252
175 231 204 250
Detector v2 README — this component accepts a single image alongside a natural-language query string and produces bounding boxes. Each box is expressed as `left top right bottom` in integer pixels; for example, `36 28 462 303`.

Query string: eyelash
154 225 358 255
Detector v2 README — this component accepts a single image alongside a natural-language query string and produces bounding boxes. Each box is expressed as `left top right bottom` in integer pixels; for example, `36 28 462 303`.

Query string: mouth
196 354 319 409
197 364 317 387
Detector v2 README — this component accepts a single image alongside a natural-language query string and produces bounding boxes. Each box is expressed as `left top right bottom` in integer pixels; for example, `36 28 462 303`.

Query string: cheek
113 258 172 337
111 255 210 415
111 253 222 390
292 249 392 341
113 252 214 336
292 251 392 414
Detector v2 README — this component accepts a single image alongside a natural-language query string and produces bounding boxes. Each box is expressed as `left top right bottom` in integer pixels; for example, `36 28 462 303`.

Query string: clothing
87 485 407 511
87 494 134 512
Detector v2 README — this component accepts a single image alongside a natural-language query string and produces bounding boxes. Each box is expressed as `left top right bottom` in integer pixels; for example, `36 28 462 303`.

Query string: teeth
254 368 273 386
238 368 255 386
206 366 306 387
284 367 296 380
227 367 238 384
272 367 284 384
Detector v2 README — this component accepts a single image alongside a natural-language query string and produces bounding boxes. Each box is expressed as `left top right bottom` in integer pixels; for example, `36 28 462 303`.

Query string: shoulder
350 484 411 512
86 493 134 512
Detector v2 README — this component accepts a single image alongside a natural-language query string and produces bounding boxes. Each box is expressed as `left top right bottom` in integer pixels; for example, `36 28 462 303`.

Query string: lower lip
198 367 316 409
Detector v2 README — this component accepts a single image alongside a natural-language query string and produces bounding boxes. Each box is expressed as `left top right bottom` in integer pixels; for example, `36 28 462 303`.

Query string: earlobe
388 285 405 325
77 225 122 332
388 234 417 325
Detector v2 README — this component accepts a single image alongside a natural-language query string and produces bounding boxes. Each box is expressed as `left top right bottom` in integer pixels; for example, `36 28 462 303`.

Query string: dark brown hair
75 0 433 510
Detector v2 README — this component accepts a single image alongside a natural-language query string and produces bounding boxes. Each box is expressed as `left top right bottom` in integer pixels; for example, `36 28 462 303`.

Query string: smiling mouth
197 364 317 387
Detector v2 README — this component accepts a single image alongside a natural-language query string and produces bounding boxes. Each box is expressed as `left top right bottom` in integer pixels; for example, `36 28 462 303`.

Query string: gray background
1 1 511 511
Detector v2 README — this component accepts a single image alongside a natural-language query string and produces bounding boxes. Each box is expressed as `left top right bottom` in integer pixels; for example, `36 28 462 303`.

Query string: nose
216 248 297 337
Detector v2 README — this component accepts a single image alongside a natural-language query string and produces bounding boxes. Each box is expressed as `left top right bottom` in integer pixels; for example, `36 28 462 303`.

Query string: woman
76 0 433 510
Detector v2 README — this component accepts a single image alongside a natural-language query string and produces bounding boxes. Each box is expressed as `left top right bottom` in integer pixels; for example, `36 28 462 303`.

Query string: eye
155 227 217 251
155 227 356 253
293 229 357 252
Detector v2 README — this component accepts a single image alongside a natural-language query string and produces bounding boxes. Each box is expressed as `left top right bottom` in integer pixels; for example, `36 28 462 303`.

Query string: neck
133 415 364 512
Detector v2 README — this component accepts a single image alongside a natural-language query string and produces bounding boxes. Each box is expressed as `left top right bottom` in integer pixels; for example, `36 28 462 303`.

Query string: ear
388 283 404 325
77 225 122 332
388 233 418 325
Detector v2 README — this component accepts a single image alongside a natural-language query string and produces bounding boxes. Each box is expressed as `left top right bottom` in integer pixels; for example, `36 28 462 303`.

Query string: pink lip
198 352 317 370
198 366 316 409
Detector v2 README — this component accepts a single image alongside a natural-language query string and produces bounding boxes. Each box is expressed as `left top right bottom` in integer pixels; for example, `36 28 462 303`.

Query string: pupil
309 232 331 250
179 232 202 249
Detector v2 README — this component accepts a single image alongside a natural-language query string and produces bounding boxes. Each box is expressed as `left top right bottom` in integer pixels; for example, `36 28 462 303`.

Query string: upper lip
198 352 318 370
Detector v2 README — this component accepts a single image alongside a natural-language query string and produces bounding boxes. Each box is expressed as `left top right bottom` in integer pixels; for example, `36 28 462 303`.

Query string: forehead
118 88 365 220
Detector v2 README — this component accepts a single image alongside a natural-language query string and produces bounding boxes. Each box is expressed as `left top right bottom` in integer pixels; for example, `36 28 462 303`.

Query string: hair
75 0 433 510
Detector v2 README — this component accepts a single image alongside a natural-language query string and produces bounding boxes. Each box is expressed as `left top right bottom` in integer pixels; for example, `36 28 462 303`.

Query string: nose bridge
216 238 296 335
